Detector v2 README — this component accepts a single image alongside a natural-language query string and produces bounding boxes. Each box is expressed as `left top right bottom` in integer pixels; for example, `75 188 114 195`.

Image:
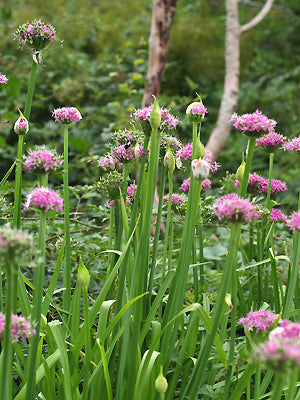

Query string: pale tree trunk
142 0 178 107
205 0 275 162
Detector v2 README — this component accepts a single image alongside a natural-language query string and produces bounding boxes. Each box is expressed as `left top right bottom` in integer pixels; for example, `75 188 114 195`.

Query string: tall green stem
239 137 256 198
266 153 274 210
82 286 90 400
270 374 285 400
25 209 47 400
63 125 71 311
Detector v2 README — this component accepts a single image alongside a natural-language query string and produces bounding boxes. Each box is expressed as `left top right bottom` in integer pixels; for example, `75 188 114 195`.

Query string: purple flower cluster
213 193 259 224
24 188 63 213
98 154 122 170
286 211 300 233
239 310 279 333
270 208 287 223
254 320 300 369
0 312 36 342
283 136 300 153
23 148 62 173
14 112 29 135
163 193 185 207
133 104 181 133
0 73 8 84
110 130 143 164
256 132 286 153
127 183 137 205
186 102 208 123
175 143 219 172
231 109 277 137
235 173 287 196
0 228 33 260
52 107 82 124
180 177 211 193
14 19 56 51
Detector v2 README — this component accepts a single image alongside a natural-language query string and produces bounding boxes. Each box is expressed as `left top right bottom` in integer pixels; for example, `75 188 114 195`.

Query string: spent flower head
0 73 8 84
52 107 82 125
213 193 259 224
23 147 62 174
0 312 36 342
256 132 286 153
231 109 277 137
14 19 56 51
24 187 63 213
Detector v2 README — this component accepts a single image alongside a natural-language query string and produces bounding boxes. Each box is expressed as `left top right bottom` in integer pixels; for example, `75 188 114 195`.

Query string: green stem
24 60 38 120
239 137 256 198
63 125 71 311
286 367 298 400
181 222 241 400
270 374 285 400
198 211 204 290
12 135 24 230
25 209 47 400
82 287 90 400
266 153 274 210
254 363 261 400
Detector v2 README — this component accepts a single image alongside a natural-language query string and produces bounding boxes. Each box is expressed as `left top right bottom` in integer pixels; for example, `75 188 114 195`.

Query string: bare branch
240 0 274 33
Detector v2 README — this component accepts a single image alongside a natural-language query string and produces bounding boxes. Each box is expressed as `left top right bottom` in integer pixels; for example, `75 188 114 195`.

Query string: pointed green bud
155 366 168 395
164 146 175 173
150 96 161 130
194 136 206 159
236 158 246 184
78 256 90 289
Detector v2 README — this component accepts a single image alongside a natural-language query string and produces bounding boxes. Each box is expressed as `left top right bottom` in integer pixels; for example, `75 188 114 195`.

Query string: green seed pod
194 136 206 159
78 257 90 289
150 96 161 130
155 366 168 395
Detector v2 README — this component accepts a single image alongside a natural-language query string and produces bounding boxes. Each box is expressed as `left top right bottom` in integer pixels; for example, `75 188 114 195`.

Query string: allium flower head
270 179 287 195
14 19 56 51
110 129 142 164
256 132 286 153
235 173 287 196
186 101 208 123
98 154 122 170
175 143 219 173
24 187 63 213
163 193 186 214
0 228 34 262
23 147 62 174
213 193 259 224
270 208 287 223
52 107 82 125
180 177 211 193
239 310 279 333
127 183 137 206
283 136 300 153
286 211 300 233
14 110 28 135
0 73 8 84
231 109 277 137
132 104 181 135
97 171 124 201
192 158 210 181
0 312 36 342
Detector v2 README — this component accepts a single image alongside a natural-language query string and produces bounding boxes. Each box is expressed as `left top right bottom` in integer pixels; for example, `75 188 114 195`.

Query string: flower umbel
256 132 286 153
186 101 208 123
231 109 277 137
23 147 63 173
0 228 34 262
239 310 279 333
286 211 300 233
213 193 259 224
0 73 8 84
24 187 63 213
14 19 56 51
52 107 82 125
0 312 36 342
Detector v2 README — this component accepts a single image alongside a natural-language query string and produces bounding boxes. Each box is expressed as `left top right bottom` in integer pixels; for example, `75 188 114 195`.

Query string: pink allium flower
14 111 28 135
52 107 82 124
160 133 182 157
270 208 287 223
270 179 287 195
132 104 181 134
231 109 277 137
110 129 144 164
186 101 208 123
286 211 300 233
256 132 286 153
175 143 219 172
163 193 185 207
0 228 33 261
127 183 137 206
235 173 287 196
213 193 259 224
0 73 8 84
0 312 36 342
282 136 300 153
98 154 122 170
14 19 56 51
180 177 211 193
270 320 300 340
23 147 62 173
24 187 63 213
239 310 279 333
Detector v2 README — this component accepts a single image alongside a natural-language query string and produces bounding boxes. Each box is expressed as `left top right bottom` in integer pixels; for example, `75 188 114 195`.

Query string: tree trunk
142 0 178 107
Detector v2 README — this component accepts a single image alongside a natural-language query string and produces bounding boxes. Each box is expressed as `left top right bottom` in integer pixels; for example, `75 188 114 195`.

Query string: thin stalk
25 209 47 400
12 135 25 230
198 212 204 290
270 375 285 400
24 60 38 120
82 286 90 400
254 364 261 400
181 222 241 400
63 124 71 311
192 236 199 303
239 137 256 198
286 367 298 400
256 226 263 308
0 260 16 400
266 153 274 210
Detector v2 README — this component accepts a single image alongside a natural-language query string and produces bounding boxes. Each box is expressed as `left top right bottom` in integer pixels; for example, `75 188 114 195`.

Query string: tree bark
205 0 274 162
142 0 178 107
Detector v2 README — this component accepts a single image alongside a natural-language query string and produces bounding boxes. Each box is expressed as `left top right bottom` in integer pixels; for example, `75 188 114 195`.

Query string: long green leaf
0 161 16 192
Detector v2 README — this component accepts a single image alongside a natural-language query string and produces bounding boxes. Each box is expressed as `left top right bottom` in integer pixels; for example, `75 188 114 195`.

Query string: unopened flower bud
164 147 175 173
78 257 90 289
40 314 48 333
236 159 246 184
155 366 168 395
191 158 210 181
150 96 161 130
14 110 29 135
194 137 206 159
186 101 208 123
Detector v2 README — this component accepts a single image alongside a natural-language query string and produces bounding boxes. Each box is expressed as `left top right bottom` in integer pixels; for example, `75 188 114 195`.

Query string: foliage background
1 0 300 206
